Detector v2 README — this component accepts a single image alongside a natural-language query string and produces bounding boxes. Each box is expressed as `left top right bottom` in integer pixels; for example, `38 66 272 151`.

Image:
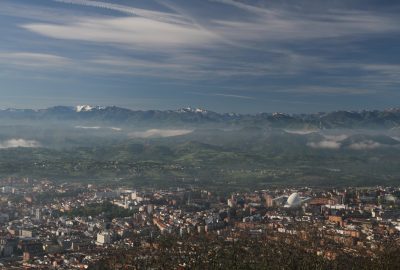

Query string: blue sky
0 0 399 113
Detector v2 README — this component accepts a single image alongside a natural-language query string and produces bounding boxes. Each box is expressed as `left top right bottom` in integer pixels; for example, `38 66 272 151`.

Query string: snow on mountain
75 105 105 112
177 107 208 114
272 112 289 117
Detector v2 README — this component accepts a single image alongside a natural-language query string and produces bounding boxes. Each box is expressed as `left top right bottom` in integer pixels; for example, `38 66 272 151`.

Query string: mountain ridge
0 105 399 129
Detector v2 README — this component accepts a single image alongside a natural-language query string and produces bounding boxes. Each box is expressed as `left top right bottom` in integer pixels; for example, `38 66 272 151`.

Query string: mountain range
0 105 400 129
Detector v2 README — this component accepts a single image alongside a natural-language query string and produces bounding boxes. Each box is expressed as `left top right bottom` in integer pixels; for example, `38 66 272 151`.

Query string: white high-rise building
96 231 112 245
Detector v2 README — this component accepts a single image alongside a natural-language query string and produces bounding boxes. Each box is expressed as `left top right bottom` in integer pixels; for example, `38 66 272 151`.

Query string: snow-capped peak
195 108 207 113
75 105 105 112
272 112 289 117
177 107 208 114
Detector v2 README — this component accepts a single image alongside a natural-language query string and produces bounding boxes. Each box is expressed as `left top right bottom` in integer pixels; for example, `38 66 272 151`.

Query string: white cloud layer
0 139 40 149
307 140 341 149
323 134 348 142
349 140 382 150
129 129 192 138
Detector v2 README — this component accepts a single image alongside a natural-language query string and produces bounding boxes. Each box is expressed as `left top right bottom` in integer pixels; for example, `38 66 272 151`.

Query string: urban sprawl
0 178 400 269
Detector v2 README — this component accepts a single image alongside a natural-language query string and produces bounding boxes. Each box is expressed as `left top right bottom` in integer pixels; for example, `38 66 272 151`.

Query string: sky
0 0 399 113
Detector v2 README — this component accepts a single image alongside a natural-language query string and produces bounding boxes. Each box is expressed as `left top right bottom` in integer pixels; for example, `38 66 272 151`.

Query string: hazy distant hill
0 105 400 129
0 105 399 188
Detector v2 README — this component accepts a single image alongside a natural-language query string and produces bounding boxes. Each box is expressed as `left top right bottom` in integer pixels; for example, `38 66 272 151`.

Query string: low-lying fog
0 119 399 151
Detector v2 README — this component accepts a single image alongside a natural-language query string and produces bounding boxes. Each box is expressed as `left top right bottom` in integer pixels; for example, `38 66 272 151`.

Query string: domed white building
284 192 302 208
385 194 397 203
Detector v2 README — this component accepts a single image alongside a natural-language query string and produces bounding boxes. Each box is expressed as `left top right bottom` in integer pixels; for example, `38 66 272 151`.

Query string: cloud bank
307 140 341 149
0 139 40 149
323 134 349 142
308 134 393 150
129 129 192 138
348 140 382 150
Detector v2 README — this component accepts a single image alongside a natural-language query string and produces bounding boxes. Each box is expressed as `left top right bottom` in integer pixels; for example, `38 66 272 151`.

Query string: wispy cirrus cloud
75 125 122 131
188 91 256 100
54 0 189 24
23 0 219 50
0 52 70 68
2 0 400 112
213 93 256 100
278 86 377 95
19 0 400 81
209 0 271 15
24 0 398 49
211 8 397 43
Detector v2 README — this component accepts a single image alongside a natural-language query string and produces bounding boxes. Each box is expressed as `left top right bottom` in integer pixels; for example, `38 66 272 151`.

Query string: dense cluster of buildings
0 177 400 268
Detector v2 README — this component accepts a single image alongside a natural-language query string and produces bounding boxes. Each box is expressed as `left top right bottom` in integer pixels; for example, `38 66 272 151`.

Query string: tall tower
35 208 42 220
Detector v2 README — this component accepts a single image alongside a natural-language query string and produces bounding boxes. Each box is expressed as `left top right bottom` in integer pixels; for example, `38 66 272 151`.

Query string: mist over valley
0 105 399 189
